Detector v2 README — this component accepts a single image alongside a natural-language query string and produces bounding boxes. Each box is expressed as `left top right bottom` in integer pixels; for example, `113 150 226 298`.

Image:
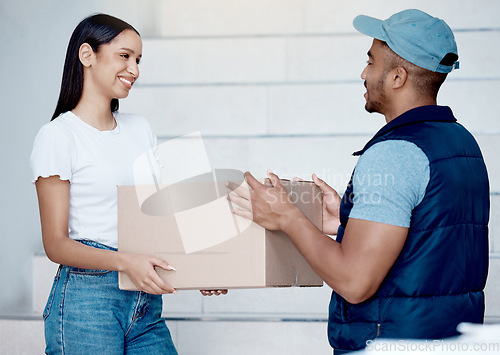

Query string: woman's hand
200 290 228 296
119 252 178 295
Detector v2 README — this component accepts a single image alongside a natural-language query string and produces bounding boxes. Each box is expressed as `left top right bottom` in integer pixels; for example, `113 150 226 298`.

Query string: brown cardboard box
118 172 323 290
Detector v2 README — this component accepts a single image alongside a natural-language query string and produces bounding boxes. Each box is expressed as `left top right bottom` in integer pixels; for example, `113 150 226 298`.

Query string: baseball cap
353 9 459 73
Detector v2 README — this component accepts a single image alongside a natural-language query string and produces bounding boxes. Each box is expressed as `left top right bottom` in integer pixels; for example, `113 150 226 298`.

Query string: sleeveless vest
329 106 489 352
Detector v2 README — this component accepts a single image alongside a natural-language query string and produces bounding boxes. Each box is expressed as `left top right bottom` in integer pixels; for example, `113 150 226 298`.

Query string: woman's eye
121 54 129 59
136 59 141 65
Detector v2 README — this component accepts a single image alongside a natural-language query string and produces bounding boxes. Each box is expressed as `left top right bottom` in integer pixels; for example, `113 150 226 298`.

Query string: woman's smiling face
85 29 142 101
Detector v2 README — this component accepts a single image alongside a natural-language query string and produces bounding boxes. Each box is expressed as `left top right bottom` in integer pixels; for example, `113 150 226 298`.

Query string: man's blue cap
353 9 459 73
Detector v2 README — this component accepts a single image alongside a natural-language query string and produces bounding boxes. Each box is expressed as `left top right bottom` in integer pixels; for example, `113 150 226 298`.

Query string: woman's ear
79 43 94 68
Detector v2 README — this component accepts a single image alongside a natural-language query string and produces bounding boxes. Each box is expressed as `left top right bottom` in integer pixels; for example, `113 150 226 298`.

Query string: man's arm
282 208 407 304
230 171 408 304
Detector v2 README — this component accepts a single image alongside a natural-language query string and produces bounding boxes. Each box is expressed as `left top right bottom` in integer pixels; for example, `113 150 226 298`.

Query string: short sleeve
30 123 75 184
348 140 430 227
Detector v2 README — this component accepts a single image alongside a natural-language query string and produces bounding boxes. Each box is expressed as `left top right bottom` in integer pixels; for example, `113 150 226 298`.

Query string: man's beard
364 77 387 114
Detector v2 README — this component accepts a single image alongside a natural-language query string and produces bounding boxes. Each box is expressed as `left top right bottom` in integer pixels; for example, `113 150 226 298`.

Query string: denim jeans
43 240 178 354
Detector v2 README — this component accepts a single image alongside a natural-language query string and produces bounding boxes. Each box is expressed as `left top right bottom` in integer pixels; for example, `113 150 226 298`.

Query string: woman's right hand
119 252 177 295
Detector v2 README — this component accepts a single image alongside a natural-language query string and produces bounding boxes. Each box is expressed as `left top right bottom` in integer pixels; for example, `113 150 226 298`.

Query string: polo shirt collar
353 105 457 156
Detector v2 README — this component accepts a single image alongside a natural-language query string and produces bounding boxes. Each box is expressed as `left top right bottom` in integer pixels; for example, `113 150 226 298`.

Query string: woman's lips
119 77 133 89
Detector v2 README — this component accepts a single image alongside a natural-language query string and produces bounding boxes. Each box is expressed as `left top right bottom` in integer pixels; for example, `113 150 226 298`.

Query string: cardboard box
118 171 323 290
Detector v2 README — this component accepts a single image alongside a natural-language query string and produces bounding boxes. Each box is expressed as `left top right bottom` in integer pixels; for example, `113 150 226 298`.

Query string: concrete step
4 315 499 355
0 317 331 354
0 318 45 355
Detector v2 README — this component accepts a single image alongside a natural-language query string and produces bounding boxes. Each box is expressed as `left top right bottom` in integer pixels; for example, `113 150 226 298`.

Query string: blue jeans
43 240 178 354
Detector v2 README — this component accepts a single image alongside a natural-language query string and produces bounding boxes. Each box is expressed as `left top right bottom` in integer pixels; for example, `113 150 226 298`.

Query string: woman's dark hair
51 14 140 121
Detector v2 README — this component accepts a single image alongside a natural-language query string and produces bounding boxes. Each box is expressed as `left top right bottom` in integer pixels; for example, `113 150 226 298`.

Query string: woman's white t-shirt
30 111 160 248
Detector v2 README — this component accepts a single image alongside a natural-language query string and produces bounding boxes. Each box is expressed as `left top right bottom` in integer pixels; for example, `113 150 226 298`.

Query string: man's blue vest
329 105 489 352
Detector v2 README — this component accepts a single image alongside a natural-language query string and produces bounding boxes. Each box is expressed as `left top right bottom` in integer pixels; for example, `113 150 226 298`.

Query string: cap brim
353 15 386 41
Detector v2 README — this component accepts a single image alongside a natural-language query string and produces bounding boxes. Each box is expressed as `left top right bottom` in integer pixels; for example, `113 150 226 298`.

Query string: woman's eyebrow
118 47 141 55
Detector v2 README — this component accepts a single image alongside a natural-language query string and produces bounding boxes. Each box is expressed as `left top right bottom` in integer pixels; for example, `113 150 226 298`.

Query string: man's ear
79 43 95 68
392 67 408 89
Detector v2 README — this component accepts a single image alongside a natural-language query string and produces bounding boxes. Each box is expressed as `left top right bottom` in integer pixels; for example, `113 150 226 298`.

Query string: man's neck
384 97 437 123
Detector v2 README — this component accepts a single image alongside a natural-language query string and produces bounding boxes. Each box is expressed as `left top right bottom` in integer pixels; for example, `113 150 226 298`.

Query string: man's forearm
280 209 352 297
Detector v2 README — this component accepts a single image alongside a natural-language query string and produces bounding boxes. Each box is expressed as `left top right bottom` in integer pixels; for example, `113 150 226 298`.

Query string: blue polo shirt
349 140 430 227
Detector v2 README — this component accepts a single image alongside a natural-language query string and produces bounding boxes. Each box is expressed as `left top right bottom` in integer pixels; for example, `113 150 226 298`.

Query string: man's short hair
381 41 448 98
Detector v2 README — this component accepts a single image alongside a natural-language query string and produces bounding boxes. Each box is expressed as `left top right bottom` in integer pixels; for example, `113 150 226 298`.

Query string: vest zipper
375 323 381 340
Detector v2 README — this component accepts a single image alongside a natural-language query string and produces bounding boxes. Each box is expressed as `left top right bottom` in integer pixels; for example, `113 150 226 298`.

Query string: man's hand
227 170 409 303
228 170 301 231
292 174 341 234
311 174 341 235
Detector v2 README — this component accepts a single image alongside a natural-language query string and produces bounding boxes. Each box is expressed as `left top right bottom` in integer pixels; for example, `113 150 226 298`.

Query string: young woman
31 14 180 354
